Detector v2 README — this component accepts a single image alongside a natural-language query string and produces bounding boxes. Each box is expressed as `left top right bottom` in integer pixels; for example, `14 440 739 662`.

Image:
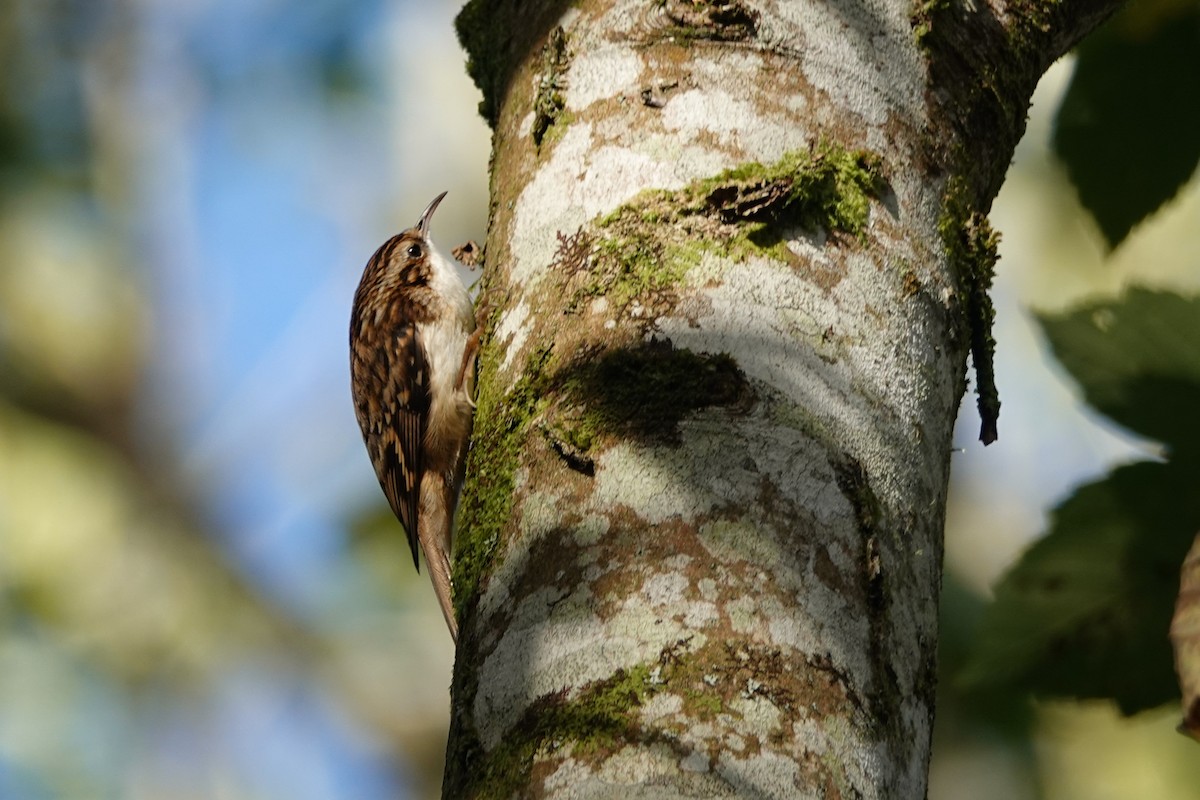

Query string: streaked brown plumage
350 192 477 641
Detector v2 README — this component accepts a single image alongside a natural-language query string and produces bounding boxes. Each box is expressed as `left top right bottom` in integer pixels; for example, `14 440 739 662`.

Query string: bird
350 191 479 642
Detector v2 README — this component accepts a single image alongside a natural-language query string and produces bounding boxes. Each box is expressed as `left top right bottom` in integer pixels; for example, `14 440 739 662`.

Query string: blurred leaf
0 195 145 423
962 460 1200 713
1052 1 1200 249
0 0 104 187
1170 531 1200 738
0 400 314 684
345 501 425 594
1039 289 1200 454
939 575 1038 738
347 502 401 545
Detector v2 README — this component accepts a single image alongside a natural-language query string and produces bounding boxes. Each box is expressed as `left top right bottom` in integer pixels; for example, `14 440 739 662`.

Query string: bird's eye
406 243 422 258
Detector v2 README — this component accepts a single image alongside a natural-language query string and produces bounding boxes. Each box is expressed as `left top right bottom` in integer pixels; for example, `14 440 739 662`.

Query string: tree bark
445 0 1122 796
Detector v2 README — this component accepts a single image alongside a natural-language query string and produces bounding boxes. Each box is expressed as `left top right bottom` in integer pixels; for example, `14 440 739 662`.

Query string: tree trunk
445 0 1121 796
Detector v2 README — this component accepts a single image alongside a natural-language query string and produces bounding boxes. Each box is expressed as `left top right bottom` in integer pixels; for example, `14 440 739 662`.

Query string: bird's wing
368 323 431 571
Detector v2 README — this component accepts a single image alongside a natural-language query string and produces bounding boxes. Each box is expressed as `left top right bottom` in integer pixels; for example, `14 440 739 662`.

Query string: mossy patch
561 223 698 316
454 343 555 618
458 651 667 798
562 143 887 317
597 141 885 244
688 143 886 244
939 177 1000 444
458 636 788 797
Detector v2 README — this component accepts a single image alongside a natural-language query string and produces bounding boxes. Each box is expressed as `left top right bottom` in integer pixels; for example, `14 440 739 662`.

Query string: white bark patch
476 508 614 646
542 755 586 796
588 410 874 684
542 741 734 798
727 594 763 635
795 713 881 792
698 519 789 571
622 132 730 184
657 246 937 503
493 298 531 373
473 580 704 750
640 692 684 722
593 442 725 524
771 0 927 127
714 750 804 798
511 125 693 287
519 489 566 539
661 88 795 159
761 591 871 682
475 487 568 628
575 512 610 546
594 411 843 532
688 48 766 83
642 571 690 608
566 48 643 111
593 744 680 785
729 694 782 734
684 601 719 628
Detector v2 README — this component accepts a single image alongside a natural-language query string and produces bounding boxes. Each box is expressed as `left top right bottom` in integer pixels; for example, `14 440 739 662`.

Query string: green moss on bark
598 141 885 243
687 143 885 240
466 635 840 796
453 343 555 618
563 143 886 316
467 665 655 799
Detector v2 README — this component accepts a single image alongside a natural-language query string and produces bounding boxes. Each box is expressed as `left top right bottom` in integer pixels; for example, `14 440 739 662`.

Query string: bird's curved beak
417 191 448 237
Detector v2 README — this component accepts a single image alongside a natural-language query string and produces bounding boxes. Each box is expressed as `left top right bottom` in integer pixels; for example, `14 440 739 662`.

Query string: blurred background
0 1 1196 798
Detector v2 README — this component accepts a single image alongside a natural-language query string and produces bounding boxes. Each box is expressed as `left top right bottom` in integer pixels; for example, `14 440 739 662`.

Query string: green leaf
961 460 1200 713
1038 289 1200 455
1052 2 1200 249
